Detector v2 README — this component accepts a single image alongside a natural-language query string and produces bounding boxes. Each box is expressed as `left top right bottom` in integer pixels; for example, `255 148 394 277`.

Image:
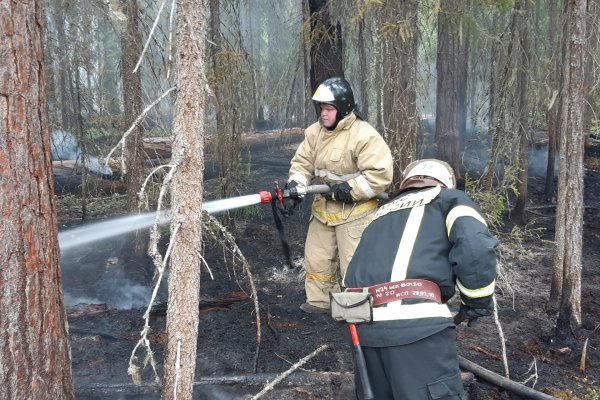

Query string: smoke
52 130 80 160
528 147 560 177
61 235 168 311
51 130 113 176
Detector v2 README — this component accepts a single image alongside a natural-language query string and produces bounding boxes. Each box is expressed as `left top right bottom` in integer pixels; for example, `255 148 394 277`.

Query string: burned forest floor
57 131 600 400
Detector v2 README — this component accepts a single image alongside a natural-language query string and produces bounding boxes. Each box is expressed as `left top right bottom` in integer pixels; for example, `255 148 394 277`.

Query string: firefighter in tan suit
285 77 393 313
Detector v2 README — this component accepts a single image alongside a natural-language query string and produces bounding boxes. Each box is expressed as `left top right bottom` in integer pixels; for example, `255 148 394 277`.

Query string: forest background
1 0 599 399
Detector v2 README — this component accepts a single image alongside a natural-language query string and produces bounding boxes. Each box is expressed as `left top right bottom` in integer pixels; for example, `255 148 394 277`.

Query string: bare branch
167 0 177 79
493 295 510 378
202 212 262 371
105 86 176 174
250 344 331 400
133 0 168 73
128 147 185 386
520 356 539 388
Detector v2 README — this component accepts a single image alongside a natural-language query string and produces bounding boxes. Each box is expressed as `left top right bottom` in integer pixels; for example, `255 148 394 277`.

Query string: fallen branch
579 338 588 373
458 356 558 400
250 344 330 400
75 370 353 396
493 295 510 377
202 212 262 373
471 345 503 361
75 368 476 396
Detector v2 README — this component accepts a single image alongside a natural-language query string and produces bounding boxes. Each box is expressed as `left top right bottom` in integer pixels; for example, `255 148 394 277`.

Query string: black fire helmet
311 77 357 120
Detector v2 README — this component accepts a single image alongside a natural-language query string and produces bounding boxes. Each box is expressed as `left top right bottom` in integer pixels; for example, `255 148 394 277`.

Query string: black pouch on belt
329 291 373 324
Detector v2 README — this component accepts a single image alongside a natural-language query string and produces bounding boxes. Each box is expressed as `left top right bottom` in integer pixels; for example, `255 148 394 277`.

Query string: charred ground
59 133 600 399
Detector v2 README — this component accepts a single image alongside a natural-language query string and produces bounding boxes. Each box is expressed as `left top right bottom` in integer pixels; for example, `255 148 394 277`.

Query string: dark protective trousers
355 328 466 400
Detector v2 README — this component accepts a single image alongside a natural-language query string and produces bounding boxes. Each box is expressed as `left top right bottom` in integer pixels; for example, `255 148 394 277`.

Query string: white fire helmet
401 159 456 189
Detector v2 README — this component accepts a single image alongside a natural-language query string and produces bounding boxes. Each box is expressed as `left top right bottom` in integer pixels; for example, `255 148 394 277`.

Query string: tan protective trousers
304 212 375 309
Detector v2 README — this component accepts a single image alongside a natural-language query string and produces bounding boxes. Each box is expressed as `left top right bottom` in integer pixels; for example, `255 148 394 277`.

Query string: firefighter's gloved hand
458 303 491 327
324 182 354 203
282 181 302 216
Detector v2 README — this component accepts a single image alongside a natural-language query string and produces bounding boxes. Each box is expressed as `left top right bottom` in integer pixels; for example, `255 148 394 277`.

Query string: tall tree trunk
550 0 586 339
357 17 369 117
583 0 599 144
308 0 344 92
487 13 499 139
302 0 313 125
246 0 258 131
457 7 469 148
73 70 89 220
55 1 71 131
482 5 519 191
435 0 462 174
121 0 146 212
381 0 419 190
0 0 75 397
545 0 563 200
162 0 207 398
514 0 532 222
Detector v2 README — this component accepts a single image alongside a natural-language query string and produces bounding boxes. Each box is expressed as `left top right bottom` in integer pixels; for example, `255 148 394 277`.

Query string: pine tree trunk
552 0 586 339
0 0 75 397
381 0 418 191
545 0 563 200
514 0 532 222
161 0 207 398
121 0 146 212
308 0 344 91
435 0 461 172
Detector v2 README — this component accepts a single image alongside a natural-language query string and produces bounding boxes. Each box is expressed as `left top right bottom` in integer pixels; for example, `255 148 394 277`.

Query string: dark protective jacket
343 185 498 347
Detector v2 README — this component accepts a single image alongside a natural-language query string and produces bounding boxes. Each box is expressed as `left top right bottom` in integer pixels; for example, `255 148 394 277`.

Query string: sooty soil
60 134 600 399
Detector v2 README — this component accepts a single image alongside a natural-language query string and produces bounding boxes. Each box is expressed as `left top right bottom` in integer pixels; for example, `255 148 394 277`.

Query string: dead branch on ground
493 295 510 377
202 212 262 372
250 344 331 400
459 356 558 400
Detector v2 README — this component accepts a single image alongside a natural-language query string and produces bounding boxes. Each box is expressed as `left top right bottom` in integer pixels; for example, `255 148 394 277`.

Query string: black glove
457 303 492 327
324 182 354 203
282 181 302 216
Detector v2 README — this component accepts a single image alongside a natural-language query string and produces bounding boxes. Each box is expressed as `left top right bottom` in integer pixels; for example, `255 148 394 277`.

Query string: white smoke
51 130 113 176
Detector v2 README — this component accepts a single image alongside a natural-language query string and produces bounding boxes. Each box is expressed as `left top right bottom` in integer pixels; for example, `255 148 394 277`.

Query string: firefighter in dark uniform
342 159 498 400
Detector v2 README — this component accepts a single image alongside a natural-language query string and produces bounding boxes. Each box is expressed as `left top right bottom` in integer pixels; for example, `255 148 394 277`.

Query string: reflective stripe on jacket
343 186 498 347
289 113 393 226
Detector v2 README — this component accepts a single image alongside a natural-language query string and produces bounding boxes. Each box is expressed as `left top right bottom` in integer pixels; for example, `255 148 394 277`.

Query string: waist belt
347 279 441 307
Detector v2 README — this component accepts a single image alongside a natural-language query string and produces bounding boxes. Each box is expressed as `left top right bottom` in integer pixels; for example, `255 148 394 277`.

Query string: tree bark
545 0 563 200
435 0 462 173
514 0 532 223
457 0 470 149
0 0 75 397
120 0 146 212
161 0 208 398
551 0 586 339
308 0 344 92
381 0 419 190
357 17 369 117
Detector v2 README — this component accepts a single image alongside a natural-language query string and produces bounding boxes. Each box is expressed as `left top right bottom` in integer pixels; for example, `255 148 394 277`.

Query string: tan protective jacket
289 113 393 226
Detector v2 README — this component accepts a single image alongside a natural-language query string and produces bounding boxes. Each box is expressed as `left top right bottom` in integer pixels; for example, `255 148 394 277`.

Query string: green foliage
464 173 507 230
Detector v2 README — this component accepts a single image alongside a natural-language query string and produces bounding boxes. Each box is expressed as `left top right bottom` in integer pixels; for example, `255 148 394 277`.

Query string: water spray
58 184 331 252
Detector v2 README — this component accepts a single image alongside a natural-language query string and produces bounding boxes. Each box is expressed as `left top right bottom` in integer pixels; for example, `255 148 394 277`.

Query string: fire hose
256 183 388 269
256 183 332 269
